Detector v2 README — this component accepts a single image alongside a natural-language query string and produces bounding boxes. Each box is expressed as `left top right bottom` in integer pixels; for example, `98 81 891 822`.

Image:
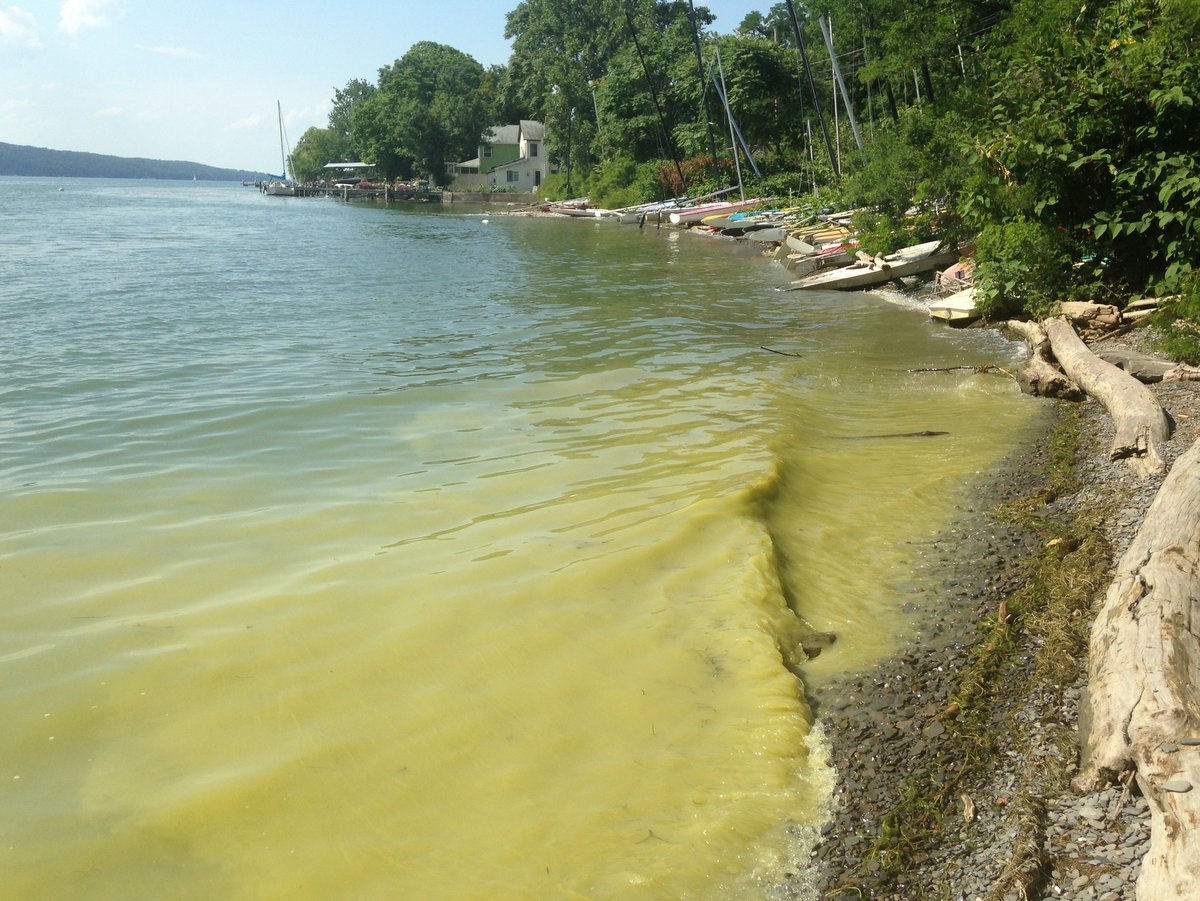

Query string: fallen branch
1060 300 1121 330
1074 435 1200 898
1044 317 1170 476
760 346 803 358
906 364 1012 376
1164 364 1200 383
1002 320 1084 400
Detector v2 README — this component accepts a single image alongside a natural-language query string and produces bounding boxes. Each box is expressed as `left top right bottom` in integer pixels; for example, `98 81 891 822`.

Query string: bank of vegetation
291 0 1198 341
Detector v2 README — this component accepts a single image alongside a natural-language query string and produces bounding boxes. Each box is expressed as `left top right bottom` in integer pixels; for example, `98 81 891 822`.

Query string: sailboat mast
277 100 288 180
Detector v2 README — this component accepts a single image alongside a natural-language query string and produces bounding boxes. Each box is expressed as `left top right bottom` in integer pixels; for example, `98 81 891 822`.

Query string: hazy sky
1 0 771 173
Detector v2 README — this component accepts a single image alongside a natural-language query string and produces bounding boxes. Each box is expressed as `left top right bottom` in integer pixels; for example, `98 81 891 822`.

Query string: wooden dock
293 185 443 202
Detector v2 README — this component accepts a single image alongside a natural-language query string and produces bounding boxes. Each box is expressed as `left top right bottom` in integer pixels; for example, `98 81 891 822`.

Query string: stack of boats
542 194 979 324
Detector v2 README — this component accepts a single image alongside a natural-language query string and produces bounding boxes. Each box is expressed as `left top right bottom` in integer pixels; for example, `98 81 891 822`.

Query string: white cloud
2 97 32 111
142 44 203 60
59 0 119 36
226 113 263 131
0 5 43 48
92 105 123 118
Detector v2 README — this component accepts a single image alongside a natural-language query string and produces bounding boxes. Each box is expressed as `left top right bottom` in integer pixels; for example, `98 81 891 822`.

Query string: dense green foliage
324 0 1196 318
344 42 493 183
956 0 1200 314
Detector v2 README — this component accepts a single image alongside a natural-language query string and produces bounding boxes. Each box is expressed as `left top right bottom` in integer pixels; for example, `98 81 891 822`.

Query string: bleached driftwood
1004 319 1083 400
1059 301 1122 329
1164 364 1200 383
1044 317 1170 477
1075 436 1200 899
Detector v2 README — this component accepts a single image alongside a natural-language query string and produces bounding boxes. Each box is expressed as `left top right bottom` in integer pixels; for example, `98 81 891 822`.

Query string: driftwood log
1164 364 1200 383
1075 436 1200 899
1004 319 1084 400
1060 300 1122 330
1044 317 1171 477
1062 300 1121 325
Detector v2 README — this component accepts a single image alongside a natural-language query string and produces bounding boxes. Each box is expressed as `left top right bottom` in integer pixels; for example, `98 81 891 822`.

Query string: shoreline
786 331 1198 900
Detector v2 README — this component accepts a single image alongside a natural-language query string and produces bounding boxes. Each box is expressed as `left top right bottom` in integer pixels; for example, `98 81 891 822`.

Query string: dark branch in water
761 346 804 357
636 829 672 844
906 364 1005 374
838 431 950 440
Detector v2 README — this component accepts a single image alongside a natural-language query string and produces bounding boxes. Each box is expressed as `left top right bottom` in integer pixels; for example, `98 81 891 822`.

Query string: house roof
519 120 545 141
486 124 521 145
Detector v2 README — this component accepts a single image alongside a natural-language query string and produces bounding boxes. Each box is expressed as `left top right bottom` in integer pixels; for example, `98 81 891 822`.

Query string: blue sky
1 0 771 173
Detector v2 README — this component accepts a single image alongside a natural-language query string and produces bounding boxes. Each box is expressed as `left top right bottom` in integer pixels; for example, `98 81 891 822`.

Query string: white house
450 120 547 193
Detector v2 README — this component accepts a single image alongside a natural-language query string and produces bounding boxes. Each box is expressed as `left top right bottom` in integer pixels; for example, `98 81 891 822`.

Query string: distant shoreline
0 141 268 182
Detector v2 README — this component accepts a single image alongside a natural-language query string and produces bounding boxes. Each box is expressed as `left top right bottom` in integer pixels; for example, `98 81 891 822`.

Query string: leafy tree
504 0 631 178
959 0 1200 308
330 78 376 140
352 42 490 184
351 91 416 182
737 3 800 47
289 126 354 183
477 64 527 125
697 35 807 159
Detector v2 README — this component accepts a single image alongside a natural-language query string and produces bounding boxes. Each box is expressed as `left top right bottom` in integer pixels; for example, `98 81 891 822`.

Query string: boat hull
789 240 959 291
929 287 980 325
668 198 766 226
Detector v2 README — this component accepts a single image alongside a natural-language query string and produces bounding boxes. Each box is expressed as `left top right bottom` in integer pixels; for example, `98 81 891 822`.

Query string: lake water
0 178 1044 899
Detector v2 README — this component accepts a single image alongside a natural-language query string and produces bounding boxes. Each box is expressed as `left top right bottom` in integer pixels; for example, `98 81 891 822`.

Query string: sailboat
262 101 295 197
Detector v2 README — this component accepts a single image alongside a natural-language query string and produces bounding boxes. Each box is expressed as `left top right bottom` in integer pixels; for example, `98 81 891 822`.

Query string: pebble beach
787 331 1198 901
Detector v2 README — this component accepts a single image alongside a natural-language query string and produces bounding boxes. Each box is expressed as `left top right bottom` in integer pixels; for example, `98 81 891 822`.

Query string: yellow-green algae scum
0 188 1046 900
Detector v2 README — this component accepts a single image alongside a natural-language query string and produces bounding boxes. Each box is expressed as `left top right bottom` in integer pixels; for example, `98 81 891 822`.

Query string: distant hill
0 142 269 182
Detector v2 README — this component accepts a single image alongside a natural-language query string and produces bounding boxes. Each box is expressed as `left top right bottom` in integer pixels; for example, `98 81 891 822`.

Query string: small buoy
481 218 489 224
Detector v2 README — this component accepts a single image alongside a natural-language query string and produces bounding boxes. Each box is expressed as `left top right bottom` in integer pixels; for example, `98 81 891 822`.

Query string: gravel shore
786 329 1199 901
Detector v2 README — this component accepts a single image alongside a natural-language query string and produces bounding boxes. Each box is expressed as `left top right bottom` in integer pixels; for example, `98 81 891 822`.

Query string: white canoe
929 287 980 324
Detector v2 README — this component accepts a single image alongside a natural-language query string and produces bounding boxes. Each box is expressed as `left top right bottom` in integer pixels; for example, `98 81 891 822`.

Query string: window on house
529 143 538 158
483 146 492 157
507 170 519 183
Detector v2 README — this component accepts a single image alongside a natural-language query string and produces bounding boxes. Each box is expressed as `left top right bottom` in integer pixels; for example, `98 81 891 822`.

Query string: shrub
973 220 1074 319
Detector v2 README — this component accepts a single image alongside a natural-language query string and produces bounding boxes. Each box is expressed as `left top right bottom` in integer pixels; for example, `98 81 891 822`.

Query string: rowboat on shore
593 198 696 223
788 240 961 291
782 246 857 286
928 287 981 325
546 199 600 218
668 197 767 226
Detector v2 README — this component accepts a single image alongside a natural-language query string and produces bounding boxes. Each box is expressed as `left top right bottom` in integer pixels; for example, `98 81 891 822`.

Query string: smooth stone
1162 780 1193 793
